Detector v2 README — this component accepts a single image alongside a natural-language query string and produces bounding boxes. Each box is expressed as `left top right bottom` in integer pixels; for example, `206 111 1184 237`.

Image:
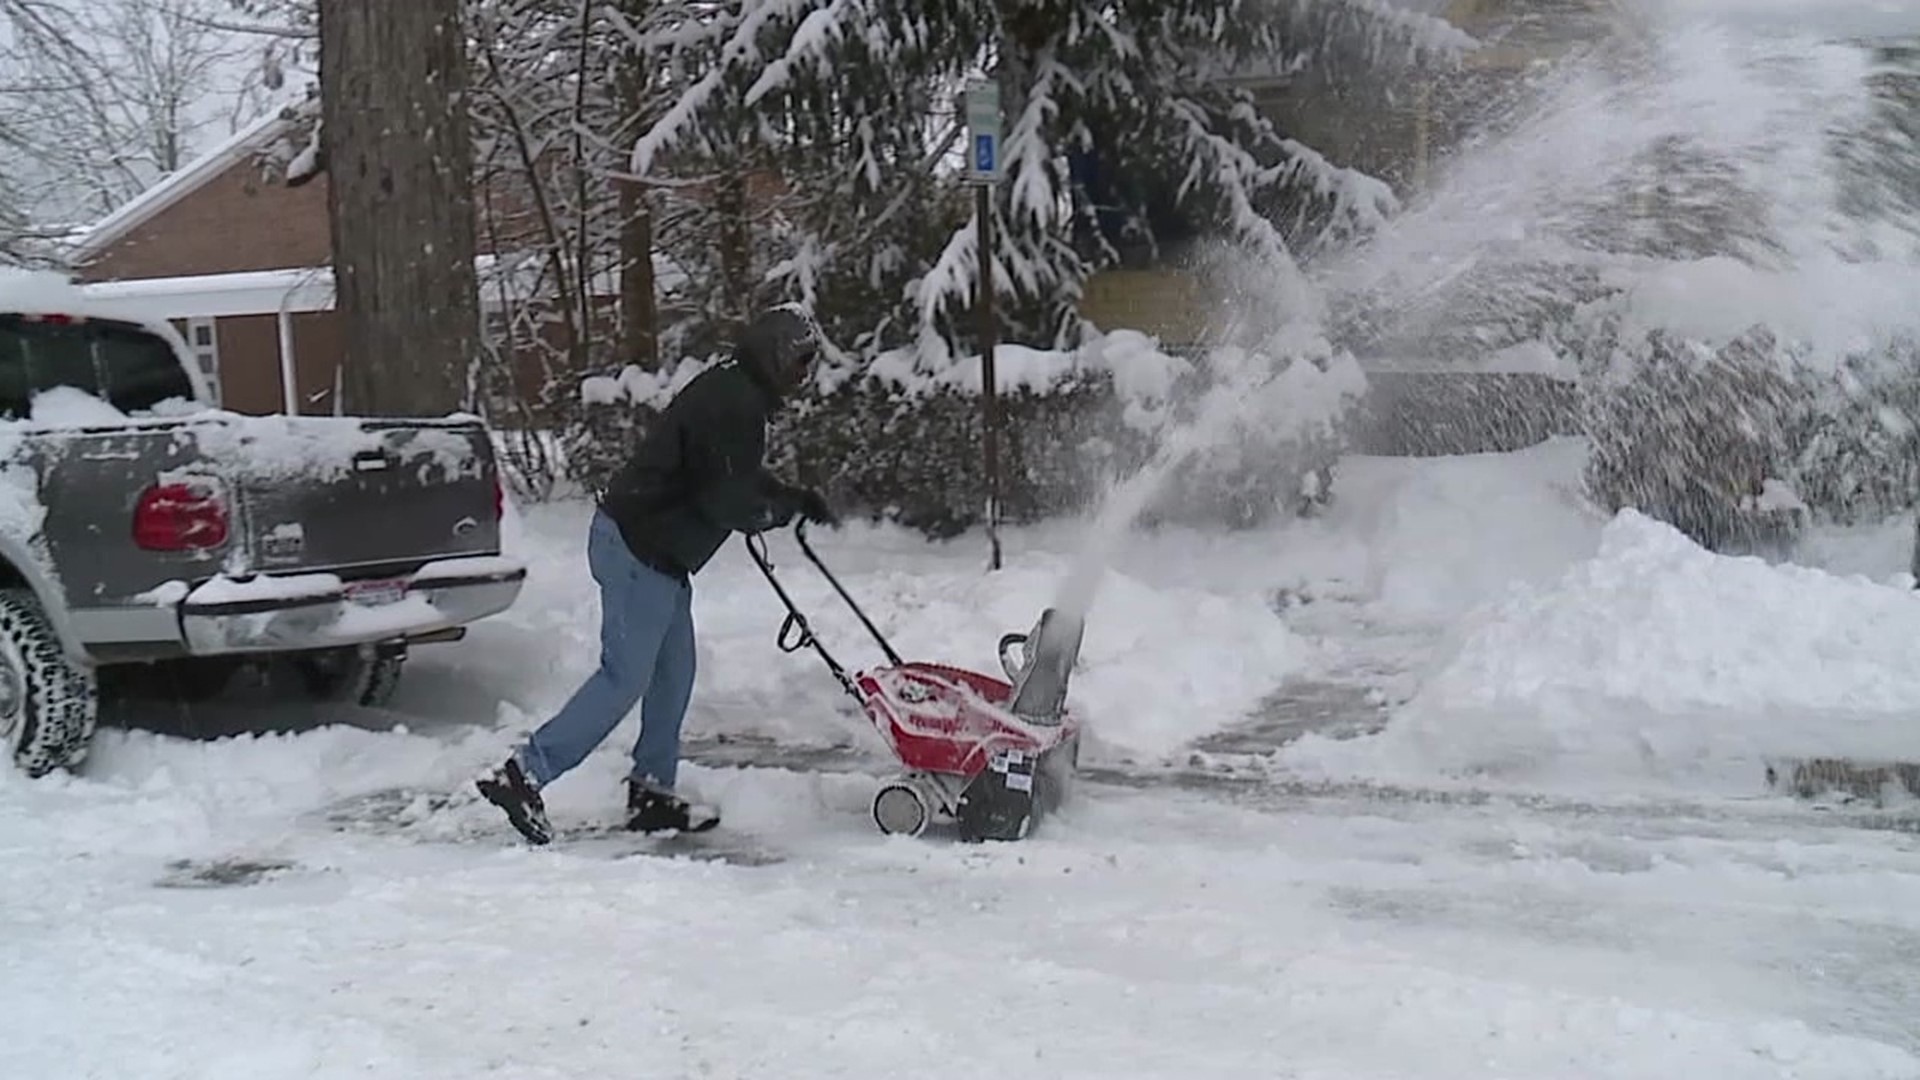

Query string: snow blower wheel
872 777 935 837
746 522 1086 843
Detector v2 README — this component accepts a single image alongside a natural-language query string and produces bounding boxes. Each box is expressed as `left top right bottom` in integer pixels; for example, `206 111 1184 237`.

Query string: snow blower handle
998 631 1030 684
776 612 811 654
794 520 904 668
744 528 855 694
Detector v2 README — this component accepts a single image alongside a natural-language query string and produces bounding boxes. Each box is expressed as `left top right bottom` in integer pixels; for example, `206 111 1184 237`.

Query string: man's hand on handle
795 487 839 529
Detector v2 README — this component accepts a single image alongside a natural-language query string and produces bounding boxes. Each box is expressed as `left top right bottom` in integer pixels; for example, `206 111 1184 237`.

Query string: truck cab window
0 315 197 419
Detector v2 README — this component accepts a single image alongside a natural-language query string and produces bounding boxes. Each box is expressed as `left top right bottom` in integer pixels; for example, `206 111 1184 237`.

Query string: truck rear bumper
177 556 527 655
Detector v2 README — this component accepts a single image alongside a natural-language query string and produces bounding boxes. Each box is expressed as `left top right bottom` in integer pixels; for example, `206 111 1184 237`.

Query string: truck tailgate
34 414 506 617
206 417 502 577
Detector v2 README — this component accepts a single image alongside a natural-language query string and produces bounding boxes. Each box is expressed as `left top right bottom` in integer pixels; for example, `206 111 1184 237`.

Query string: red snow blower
745 521 1084 842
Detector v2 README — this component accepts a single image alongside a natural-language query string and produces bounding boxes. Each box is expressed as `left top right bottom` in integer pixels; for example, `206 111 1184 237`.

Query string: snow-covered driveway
8 735 1917 1078
5 441 1919 1078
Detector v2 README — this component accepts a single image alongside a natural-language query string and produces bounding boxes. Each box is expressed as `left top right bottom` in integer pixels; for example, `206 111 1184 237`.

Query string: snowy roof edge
69 109 299 263
71 251 683 320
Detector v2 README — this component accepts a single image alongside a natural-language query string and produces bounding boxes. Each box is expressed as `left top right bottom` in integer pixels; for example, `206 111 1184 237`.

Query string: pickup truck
0 270 526 777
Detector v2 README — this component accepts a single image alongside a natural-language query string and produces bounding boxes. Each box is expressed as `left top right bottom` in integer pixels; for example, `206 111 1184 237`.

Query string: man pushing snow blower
476 306 836 846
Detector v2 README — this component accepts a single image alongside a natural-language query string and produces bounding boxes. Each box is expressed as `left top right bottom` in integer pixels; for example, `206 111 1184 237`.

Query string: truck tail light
134 480 230 552
493 473 505 520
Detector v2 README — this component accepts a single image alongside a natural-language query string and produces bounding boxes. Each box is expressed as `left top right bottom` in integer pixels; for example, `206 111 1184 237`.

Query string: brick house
66 106 638 418
68 109 348 414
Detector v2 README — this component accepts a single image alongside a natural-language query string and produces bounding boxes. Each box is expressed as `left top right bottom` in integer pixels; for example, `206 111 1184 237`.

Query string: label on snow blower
991 749 1035 792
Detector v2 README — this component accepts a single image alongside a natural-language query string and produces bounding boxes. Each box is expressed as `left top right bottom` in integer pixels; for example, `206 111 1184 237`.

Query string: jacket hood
733 307 818 403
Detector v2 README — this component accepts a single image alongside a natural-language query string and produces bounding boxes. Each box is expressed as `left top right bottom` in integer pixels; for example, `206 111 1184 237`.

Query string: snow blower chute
745 522 1083 842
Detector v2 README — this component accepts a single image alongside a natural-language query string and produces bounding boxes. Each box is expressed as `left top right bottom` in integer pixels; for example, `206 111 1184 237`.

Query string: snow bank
1424 510 1920 715
0 722 504 862
1288 510 1920 792
1070 569 1310 760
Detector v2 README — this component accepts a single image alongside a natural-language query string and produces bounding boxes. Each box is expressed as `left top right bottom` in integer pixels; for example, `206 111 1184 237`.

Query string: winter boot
626 781 720 835
475 757 553 845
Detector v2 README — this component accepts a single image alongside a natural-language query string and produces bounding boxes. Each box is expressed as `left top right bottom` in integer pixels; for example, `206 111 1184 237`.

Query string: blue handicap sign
974 133 997 175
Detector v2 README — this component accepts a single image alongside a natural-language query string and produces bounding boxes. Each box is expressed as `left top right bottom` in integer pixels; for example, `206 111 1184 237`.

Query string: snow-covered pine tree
627 0 1472 366
608 0 935 365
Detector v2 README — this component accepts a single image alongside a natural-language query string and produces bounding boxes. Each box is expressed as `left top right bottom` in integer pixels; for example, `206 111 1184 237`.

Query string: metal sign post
965 78 1003 572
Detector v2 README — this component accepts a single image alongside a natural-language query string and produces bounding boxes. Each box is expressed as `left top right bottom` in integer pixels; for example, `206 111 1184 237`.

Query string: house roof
78 266 336 319
70 250 682 321
68 108 302 265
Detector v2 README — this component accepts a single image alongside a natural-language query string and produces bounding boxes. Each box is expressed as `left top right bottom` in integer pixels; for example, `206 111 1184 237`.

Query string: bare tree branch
0 0 283 229
176 13 316 40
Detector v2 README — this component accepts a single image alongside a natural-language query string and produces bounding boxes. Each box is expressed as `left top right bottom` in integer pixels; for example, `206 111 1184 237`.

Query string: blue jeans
515 510 696 793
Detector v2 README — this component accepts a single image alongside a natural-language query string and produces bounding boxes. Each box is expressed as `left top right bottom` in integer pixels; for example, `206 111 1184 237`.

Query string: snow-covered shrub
777 373 1124 538
574 331 1362 538
1558 244 1920 549
1572 315 1920 549
1576 323 1808 554
1350 370 1582 458
1783 338 1920 526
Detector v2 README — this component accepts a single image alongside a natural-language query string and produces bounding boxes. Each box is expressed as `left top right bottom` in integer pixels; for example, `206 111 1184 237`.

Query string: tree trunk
618 181 658 368
318 0 478 416
614 4 658 370
715 170 752 330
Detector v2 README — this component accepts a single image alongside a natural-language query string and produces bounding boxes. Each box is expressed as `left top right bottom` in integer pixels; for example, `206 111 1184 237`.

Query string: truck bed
4 411 518 661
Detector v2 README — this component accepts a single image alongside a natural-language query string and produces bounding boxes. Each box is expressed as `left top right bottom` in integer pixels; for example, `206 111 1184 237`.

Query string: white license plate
345 578 406 606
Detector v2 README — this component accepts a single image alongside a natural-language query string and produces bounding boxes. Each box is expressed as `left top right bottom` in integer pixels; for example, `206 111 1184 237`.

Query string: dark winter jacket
598 340 803 579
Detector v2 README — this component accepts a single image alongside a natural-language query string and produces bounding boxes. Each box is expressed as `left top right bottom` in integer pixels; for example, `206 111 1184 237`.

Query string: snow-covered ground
6 438 1920 1078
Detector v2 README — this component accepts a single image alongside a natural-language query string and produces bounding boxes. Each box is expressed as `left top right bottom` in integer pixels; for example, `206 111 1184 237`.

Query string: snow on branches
616 0 1473 362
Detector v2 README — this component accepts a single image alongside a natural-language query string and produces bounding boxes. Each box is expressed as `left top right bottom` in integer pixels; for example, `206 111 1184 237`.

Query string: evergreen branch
744 0 860 107
629 0 818 177
1004 52 1078 233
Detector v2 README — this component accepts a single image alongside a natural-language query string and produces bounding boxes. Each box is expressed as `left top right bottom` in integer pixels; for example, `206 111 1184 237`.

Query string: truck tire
0 589 99 777
290 644 405 709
